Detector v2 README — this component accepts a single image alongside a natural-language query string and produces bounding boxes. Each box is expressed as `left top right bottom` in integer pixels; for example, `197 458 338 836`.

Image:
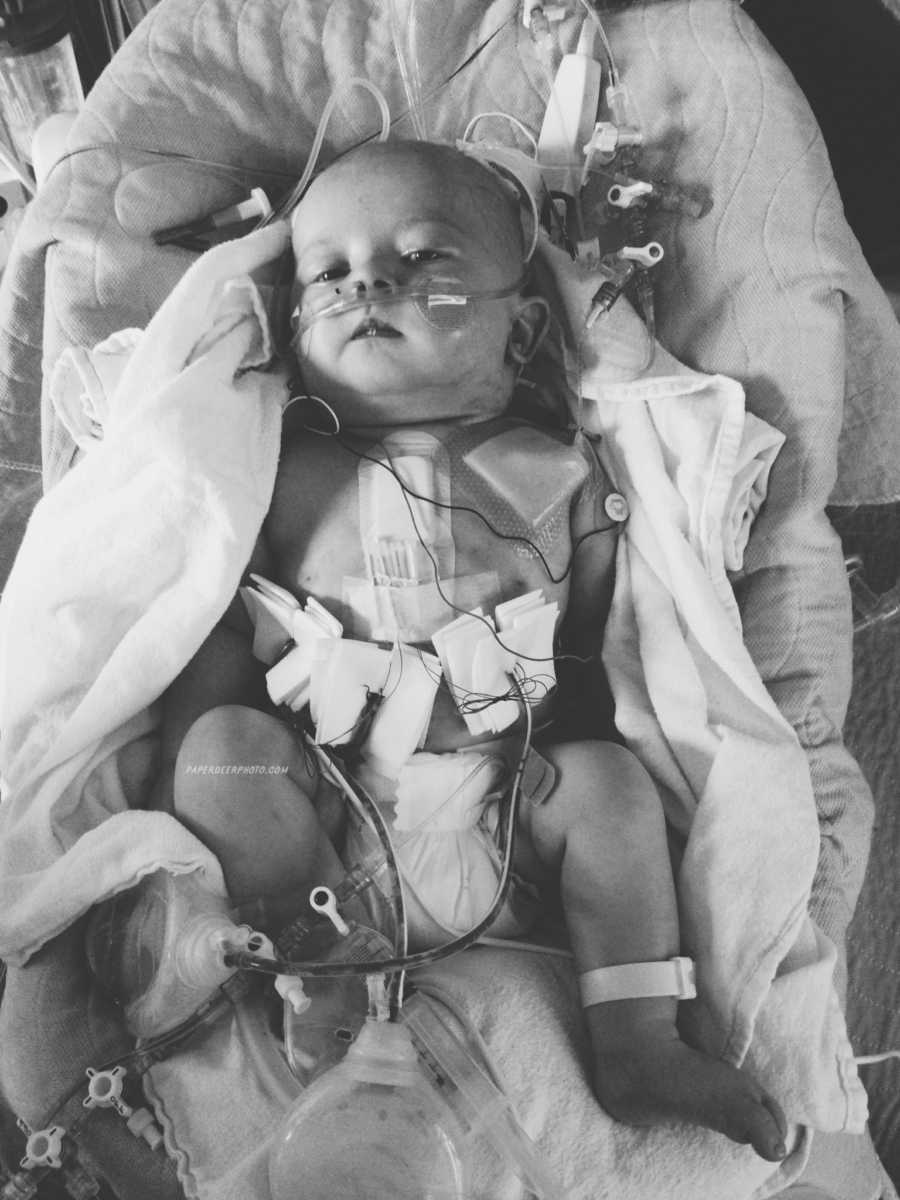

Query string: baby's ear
507 296 550 365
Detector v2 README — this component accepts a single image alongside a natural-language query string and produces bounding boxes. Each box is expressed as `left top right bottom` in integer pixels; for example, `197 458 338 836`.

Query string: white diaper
351 749 547 948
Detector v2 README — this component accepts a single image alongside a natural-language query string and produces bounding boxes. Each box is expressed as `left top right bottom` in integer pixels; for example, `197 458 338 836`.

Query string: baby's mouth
351 316 403 340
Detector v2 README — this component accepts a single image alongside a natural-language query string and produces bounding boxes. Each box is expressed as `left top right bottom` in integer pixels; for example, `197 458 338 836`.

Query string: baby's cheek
296 325 336 376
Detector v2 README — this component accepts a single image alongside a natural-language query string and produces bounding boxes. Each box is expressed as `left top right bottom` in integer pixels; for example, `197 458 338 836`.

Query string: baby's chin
308 369 514 432
331 389 512 433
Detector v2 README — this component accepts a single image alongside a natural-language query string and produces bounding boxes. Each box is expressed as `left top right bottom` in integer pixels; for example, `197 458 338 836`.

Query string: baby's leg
174 705 345 933
525 740 787 1161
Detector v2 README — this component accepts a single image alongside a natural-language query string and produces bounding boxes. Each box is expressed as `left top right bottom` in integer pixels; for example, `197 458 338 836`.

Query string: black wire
399 503 570 669
311 640 416 753
338 434 618 588
33 977 249 1134
337 435 613 671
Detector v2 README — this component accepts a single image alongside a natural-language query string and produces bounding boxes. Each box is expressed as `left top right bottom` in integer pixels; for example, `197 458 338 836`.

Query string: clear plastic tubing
401 991 569 1199
0 0 84 164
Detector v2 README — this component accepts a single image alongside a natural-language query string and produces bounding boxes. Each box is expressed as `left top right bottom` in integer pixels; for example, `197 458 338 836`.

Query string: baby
160 139 787 1161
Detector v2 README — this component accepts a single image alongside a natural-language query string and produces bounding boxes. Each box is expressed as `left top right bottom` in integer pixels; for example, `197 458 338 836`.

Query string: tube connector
585 242 664 327
585 270 632 327
1 1172 40 1200
521 0 567 30
275 975 312 1015
20 1127 65 1171
83 1066 163 1150
84 1066 128 1114
582 122 644 180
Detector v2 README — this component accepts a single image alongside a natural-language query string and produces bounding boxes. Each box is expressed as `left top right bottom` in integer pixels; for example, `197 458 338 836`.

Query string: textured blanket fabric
846 613 900 1189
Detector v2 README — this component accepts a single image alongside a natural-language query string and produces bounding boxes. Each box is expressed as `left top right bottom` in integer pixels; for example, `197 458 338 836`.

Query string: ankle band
579 956 697 1007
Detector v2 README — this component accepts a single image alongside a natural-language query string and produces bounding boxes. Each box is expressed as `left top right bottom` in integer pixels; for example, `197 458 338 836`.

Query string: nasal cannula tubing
290 271 530 337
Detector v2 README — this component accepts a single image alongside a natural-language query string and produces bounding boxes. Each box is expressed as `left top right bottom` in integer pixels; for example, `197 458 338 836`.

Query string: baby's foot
593 1029 787 1161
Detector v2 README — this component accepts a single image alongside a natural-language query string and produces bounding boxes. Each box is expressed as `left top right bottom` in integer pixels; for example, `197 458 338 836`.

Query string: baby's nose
346 256 398 294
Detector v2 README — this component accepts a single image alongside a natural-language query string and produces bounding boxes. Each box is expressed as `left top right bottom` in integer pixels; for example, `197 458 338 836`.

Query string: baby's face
289 143 525 430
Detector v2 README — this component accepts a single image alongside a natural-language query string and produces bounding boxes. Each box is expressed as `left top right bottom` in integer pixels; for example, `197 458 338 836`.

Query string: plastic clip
607 180 654 209
585 242 664 326
609 174 710 219
310 886 351 936
618 241 664 269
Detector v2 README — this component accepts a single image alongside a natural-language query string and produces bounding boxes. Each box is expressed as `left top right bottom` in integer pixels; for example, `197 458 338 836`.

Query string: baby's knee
177 704 288 774
174 705 295 821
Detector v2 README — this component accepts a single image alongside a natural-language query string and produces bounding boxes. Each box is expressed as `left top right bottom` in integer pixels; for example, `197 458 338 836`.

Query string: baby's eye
310 264 348 284
403 249 443 265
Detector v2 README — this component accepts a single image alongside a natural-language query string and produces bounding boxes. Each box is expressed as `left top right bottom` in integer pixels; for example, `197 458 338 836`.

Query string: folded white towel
581 347 784 627
0 223 291 962
573 320 866 1139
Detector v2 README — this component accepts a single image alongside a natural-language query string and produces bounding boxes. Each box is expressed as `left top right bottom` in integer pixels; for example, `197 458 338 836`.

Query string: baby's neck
341 412 504 438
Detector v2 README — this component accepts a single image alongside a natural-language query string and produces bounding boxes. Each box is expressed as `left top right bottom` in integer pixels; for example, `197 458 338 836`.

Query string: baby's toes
724 1086 787 1162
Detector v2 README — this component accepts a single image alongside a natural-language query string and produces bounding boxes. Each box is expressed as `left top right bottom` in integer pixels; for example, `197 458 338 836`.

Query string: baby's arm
150 535 273 812
554 439 618 738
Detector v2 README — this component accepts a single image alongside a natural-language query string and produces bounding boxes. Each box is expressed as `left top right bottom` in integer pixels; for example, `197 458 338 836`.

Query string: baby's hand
111 222 293 418
533 233 654 387
123 222 292 387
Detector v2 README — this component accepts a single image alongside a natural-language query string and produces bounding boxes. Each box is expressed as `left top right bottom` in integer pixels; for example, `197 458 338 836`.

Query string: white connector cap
276 975 312 1015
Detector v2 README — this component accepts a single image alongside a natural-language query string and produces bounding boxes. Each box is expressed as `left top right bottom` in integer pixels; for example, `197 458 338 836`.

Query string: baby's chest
267 427 589 640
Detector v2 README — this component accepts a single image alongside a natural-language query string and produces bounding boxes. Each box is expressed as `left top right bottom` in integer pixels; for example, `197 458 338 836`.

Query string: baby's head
288 140 546 431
